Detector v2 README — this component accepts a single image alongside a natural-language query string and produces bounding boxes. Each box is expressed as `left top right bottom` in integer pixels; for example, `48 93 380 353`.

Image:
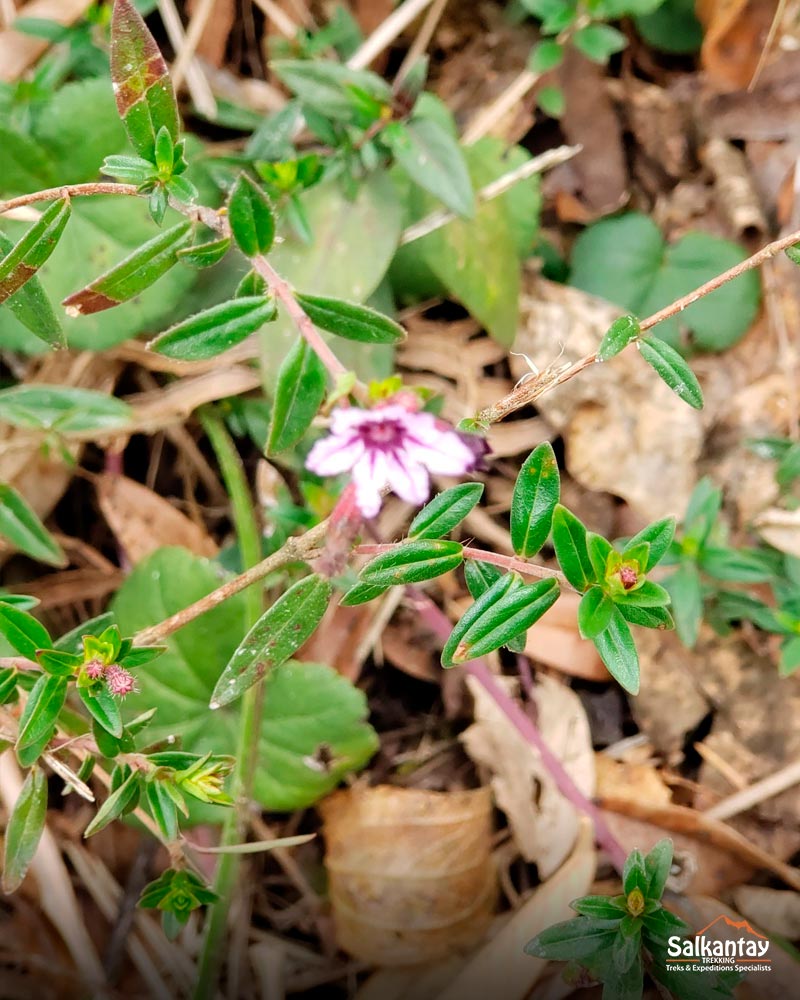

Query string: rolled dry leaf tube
320 785 496 965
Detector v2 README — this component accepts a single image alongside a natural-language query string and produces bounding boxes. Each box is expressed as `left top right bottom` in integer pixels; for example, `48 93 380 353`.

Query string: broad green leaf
699 547 773 583
618 603 674 630
598 314 641 361
271 60 391 123
511 442 560 557
62 221 191 315
177 237 231 268
359 540 464 587
384 118 474 218
210 574 332 708
572 895 628 919
525 917 621 961
0 484 65 566
2 260 63 347
391 139 538 346
36 649 82 676
145 780 179 841
79 685 124 738
552 505 595 591
663 561 703 646
536 86 565 118
635 0 703 53
638 337 704 409
0 126 55 196
408 483 484 540
614 580 671 607
339 581 389 606
592 607 640 694
0 605 52 660
295 293 406 345
464 559 503 599
573 23 627 63
148 296 277 360
587 532 614 581
110 0 180 161
112 548 377 809
442 573 559 665
17 674 67 766
84 768 140 837
780 635 800 677
644 839 673 899
528 39 564 72
0 199 71 305
0 385 131 432
570 214 760 351
683 476 721 549
2 766 47 892
267 338 326 454
228 174 276 257
623 517 675 570
578 586 614 639
623 848 648 895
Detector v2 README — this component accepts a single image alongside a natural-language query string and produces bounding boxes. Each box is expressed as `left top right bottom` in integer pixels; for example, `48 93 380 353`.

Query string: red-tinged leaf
62 221 191 316
0 199 71 305
110 0 180 162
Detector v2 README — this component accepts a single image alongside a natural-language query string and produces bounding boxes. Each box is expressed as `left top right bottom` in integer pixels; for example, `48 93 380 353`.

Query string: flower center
360 418 404 449
619 565 638 590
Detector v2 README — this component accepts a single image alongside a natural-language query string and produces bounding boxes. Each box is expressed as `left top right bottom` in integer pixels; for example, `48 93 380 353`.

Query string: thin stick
394 0 449 85
356 541 571 589
347 0 436 69
157 0 216 118
704 758 800 822
399 144 581 245
250 0 299 38
170 0 216 90
462 68 539 146
132 518 329 645
0 183 140 214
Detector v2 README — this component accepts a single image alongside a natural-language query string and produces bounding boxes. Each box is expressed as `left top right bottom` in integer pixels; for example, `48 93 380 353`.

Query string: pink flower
106 664 137 697
84 658 105 681
306 404 482 517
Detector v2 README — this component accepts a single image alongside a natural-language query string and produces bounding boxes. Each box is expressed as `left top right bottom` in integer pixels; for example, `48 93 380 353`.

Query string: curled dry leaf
461 674 595 877
753 506 800 558
696 0 778 89
320 785 495 965
513 274 703 520
96 474 218 564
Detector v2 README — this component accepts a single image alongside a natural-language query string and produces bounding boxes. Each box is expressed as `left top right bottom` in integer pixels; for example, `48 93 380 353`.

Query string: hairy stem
193 410 263 998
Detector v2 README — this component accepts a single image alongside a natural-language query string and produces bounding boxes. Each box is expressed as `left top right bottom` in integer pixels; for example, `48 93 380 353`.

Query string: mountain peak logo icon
666 912 771 971
695 915 768 940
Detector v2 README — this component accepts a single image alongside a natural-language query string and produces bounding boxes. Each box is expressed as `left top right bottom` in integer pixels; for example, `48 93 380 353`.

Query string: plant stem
193 409 263 999
355 541 572 589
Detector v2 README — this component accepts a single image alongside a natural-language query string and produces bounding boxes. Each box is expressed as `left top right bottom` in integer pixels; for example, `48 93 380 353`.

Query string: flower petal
352 450 388 518
403 413 476 475
306 433 365 476
386 452 430 506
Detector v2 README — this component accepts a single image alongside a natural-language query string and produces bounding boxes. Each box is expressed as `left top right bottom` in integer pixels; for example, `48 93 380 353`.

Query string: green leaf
525 916 620 961
644 839 673 900
111 548 378 810
623 848 648 895
699 547 773 583
683 476 721 549
210 574 332 708
339 581 389 606
638 337 704 409
267 338 326 454
36 649 82 677
442 573 559 665
61 221 191 316
176 237 231 268
17 674 67 767
2 766 47 892
110 0 180 162
0 199 71 305
408 483 484 540
663 561 703 647
571 895 627 919
623 517 675 570
598 314 641 362
228 174 276 257
780 635 800 677
360 539 464 587
635 0 703 54
570 214 760 352
578 586 615 639
148 296 277 360
0 484 66 566
536 86 565 118
528 39 565 72
85 769 141 837
145 779 179 840
510 442 560 557
295 293 406 345
587 532 614 582
592 607 640 694
0 605 52 660
384 118 474 219
619 602 674 630
614 580 671 607
2 257 63 347
573 23 627 63
552 505 595 591
0 385 132 433
464 559 503 599
272 60 391 123
79 685 123 738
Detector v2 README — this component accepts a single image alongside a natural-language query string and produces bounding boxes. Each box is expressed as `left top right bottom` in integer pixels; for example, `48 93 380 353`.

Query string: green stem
194 408 263 999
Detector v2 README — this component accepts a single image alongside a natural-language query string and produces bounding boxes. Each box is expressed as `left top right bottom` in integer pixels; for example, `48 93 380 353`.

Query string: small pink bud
619 566 638 590
84 658 105 681
106 664 137 697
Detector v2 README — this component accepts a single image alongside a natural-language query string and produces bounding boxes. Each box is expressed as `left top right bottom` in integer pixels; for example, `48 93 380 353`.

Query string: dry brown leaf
461 674 595 877
513 275 703 519
0 0 91 81
96 474 218 564
524 591 610 683
732 886 800 939
320 786 495 965
696 0 778 89
752 506 800 557
595 755 673 807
